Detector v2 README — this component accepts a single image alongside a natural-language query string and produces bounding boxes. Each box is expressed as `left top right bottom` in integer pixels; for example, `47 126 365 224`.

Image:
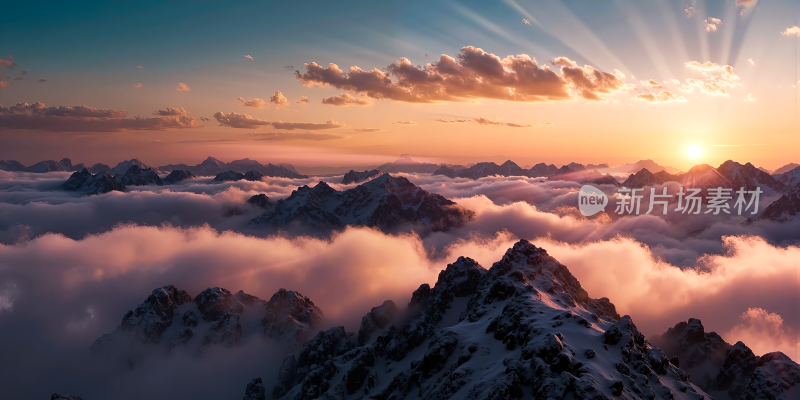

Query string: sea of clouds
0 171 797 398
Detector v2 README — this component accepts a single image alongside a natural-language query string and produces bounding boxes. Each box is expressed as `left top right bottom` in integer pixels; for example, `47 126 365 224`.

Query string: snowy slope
267 240 712 400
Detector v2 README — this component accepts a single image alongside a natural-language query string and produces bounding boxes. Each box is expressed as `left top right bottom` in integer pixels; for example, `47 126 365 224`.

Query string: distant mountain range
250 173 474 234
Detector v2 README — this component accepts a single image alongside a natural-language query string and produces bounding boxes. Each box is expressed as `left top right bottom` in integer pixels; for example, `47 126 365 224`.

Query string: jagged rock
61 169 126 196
115 164 163 186
244 170 264 181
91 285 191 348
214 170 246 181
274 356 298 398
716 341 759 398
243 377 266 400
194 287 245 322
357 300 399 345
247 194 272 209
182 310 197 327
262 288 323 344
159 157 308 178
163 169 195 184
341 169 381 184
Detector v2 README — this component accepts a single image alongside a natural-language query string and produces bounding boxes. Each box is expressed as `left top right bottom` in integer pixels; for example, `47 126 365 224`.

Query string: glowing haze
1 0 798 171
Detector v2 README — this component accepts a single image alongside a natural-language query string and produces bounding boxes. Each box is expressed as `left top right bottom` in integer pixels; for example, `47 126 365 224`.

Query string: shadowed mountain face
158 157 308 179
61 169 126 195
267 240 717 400
341 169 382 184
250 173 474 234
377 156 440 174
651 318 800 400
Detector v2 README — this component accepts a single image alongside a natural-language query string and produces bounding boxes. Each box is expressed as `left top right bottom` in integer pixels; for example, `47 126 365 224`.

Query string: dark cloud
295 46 633 104
13 77 23 81
152 107 189 116
295 96 309 104
0 102 202 132
38 79 47 83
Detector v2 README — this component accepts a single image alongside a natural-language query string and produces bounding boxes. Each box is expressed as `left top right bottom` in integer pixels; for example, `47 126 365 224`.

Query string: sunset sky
1 0 798 171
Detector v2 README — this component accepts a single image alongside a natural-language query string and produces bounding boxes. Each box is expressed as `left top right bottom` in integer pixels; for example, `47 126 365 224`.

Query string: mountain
342 169 382 184
376 156 440 174
213 170 265 182
717 160 786 193
606 160 682 174
755 183 800 223
433 165 460 178
247 194 272 209
88 163 111 174
587 163 609 170
91 286 323 355
529 162 560 178
158 157 308 179
266 240 710 400
0 160 25 171
774 166 800 188
61 169 126 195
773 163 800 175
250 174 474 234
22 158 81 173
678 164 732 190
115 165 163 186
548 167 620 186
109 159 151 177
651 318 800 400
622 168 681 188
162 170 196 184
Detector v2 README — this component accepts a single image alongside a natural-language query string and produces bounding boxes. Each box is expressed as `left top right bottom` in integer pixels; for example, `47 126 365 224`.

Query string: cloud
747 58 754 65
270 120 345 130
667 79 680 85
685 6 695 17
199 117 210 122
251 131 346 141
284 65 294 70
133 83 142 88
136 66 144 70
353 128 386 133
640 79 663 88
176 139 238 144
684 61 741 96
0 57 16 68
704 18 722 32
522 19 531 25
269 91 289 106
724 308 799 360
153 107 189 116
634 91 688 103
613 69 626 79
392 121 416 125
37 79 47 83
677 84 694 93
176 83 190 91
21 71 26 76
782 26 800 37
473 117 548 127
0 102 202 132
212 111 345 130
0 81 8 88
321 93 373 107
744 93 756 102
237 97 267 109
434 119 469 123
13 77 23 81
295 46 634 104
295 96 309 104
244 54 253 60
212 112 271 129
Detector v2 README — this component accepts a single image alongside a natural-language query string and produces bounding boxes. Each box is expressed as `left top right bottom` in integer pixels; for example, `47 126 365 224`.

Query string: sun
687 145 701 158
